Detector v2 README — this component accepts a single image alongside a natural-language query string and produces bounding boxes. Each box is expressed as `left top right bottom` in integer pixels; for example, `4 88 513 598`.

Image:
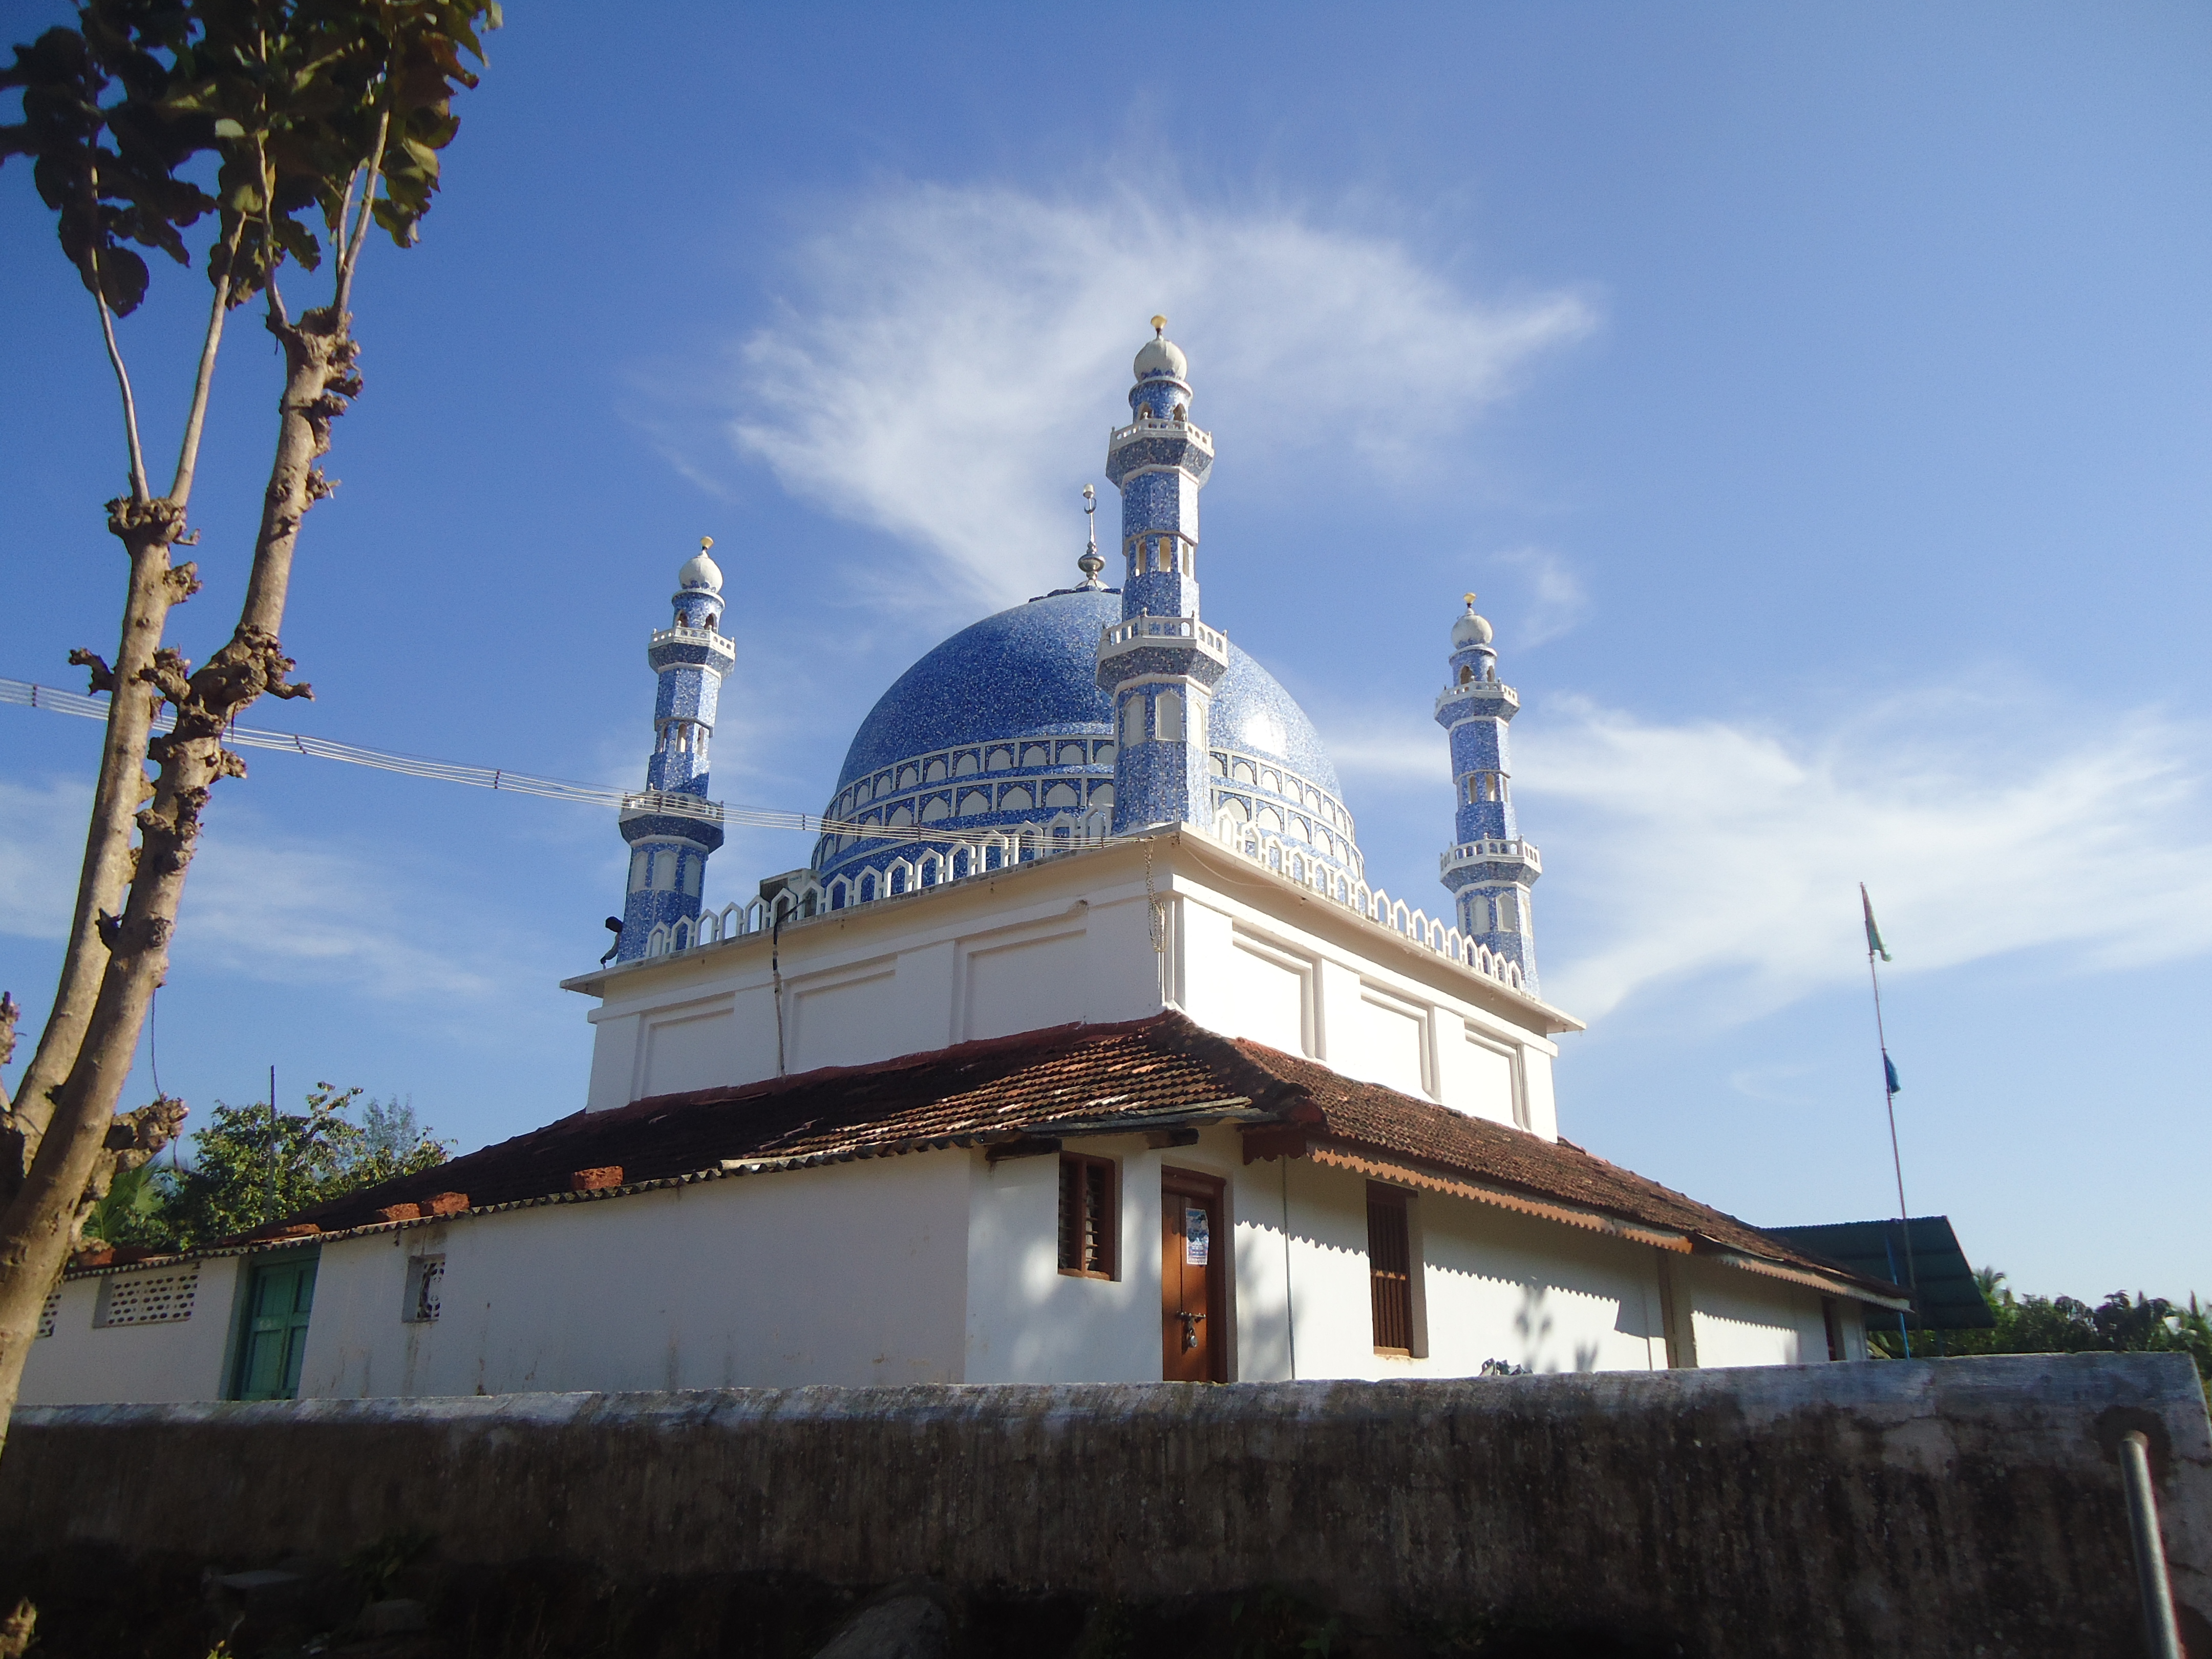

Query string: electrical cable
3 674 1088 853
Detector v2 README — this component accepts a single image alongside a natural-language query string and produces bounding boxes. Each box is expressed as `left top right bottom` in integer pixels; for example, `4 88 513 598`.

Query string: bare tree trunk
0 299 354 1450
5 515 194 1163
2 268 233 1174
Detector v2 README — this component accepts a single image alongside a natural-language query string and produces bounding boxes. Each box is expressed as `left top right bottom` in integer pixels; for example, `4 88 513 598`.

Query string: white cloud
0 776 497 1003
1486 546 1589 647
0 778 91 942
1328 686 2212 1020
176 823 500 1003
705 182 1595 613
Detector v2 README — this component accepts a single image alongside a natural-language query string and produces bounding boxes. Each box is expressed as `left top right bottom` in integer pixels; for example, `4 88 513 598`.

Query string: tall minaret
614 540 735 962
1436 595 1542 990
1098 317 1228 833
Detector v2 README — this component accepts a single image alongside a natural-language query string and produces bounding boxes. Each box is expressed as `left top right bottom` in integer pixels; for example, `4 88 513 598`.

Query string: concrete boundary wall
5 1354 2208 1657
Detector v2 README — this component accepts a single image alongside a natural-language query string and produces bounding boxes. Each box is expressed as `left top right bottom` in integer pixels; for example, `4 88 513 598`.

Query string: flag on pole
1860 883 1891 962
1884 1053 1901 1095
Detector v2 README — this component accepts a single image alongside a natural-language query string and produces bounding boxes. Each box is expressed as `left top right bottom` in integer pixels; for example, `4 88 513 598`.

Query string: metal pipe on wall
2119 1429 2185 1659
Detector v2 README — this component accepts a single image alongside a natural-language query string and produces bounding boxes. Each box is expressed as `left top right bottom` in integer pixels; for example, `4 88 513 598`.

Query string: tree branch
72 1096 188 1232
90 265 150 506
332 111 390 320
168 237 239 509
0 994 19 1117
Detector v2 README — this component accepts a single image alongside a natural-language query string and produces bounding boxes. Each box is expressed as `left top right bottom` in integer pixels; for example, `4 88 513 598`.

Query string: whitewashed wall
1225 1152 1669 1380
959 1128 1830 1386
19 1257 245 1406
1683 1258 1836 1369
574 839 1569 1138
300 1154 972 1398
20 1140 1858 1406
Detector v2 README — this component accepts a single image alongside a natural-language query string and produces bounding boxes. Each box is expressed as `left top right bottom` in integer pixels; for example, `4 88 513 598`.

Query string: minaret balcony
1440 837 1542 879
1108 412 1214 450
1105 419 1215 487
1434 679 1519 719
1098 615 1231 679
647 625 737 674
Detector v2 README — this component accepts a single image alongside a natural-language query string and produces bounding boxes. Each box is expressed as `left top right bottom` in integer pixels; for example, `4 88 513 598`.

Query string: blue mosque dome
812 584 1363 896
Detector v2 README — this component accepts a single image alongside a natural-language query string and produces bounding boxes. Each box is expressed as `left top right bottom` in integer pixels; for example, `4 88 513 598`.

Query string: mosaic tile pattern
812 585 1360 895
1102 324 1226 834
615 557 733 962
1435 599 1541 991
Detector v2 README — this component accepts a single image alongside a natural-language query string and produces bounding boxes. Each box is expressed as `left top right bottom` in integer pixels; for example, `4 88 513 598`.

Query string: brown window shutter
1367 1183 1413 1355
1057 1154 1116 1279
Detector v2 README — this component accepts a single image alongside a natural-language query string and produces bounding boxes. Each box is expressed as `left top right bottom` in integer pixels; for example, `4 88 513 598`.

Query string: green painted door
233 1254 317 1400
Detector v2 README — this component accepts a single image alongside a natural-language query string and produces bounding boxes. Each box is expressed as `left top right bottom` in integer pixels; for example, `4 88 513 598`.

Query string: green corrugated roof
1761 1215 1995 1330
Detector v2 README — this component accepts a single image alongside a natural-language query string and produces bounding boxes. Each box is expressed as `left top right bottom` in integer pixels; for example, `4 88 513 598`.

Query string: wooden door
233 1254 317 1400
1161 1171 1225 1382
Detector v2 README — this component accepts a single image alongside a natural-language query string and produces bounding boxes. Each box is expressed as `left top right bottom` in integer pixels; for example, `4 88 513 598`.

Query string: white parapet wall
565 833 1580 1136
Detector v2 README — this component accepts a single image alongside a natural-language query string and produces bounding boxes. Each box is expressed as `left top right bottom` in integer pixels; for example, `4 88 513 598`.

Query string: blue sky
4 3 2207 1298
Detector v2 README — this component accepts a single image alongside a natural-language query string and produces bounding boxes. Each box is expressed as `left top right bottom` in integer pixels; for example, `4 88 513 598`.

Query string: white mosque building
22 322 1901 1408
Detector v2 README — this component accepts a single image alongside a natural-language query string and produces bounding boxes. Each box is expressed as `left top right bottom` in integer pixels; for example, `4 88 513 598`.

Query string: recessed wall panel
964 929 1088 1042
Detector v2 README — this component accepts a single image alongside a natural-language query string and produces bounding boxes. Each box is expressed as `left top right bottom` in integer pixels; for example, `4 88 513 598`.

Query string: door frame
1161 1165 1229 1382
226 1247 320 1401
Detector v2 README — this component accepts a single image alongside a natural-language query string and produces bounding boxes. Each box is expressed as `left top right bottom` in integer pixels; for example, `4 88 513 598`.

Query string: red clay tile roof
262 1015 1253 1239
223 1012 1896 1299
1213 1035 1879 1279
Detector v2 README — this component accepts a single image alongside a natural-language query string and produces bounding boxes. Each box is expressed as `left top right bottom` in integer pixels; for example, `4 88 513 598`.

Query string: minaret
1435 594 1542 990
614 539 735 962
1098 317 1228 833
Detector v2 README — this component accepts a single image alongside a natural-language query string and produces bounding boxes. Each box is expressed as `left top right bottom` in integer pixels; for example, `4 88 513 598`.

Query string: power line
2 674 1074 853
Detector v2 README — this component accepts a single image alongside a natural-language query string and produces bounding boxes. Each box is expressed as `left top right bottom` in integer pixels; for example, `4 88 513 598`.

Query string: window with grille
1057 1154 1116 1280
36 1292 59 1339
1367 1184 1414 1355
93 1265 199 1328
403 1256 445 1323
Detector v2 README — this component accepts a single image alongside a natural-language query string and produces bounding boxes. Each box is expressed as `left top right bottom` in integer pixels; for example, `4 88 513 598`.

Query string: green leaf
211 116 243 137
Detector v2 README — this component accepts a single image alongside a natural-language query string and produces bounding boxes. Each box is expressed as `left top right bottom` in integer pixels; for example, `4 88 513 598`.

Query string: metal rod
1863 902 1920 1352
2119 1430 2185 1659
1280 1154 1297 1381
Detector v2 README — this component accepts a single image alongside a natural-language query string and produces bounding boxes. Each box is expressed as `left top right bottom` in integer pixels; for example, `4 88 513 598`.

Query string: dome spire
1132 313 1190 391
677 535 724 595
1077 484 1104 587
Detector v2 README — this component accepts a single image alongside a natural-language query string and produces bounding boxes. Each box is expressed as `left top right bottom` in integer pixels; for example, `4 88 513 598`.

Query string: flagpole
1861 883 1920 1355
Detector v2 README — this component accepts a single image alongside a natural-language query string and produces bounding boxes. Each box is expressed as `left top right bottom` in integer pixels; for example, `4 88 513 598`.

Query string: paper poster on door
1184 1207 1209 1266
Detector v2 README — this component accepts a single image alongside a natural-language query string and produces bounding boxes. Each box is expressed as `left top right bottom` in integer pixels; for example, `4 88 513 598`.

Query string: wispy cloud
681 182 1595 614
0 779 91 942
1329 686 2212 1020
1486 546 1589 647
0 778 500 1004
177 823 500 1003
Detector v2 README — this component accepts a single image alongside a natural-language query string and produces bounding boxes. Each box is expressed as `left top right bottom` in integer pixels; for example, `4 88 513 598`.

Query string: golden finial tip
1464 591 1477 607
701 536 714 551
1151 314 1167 335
